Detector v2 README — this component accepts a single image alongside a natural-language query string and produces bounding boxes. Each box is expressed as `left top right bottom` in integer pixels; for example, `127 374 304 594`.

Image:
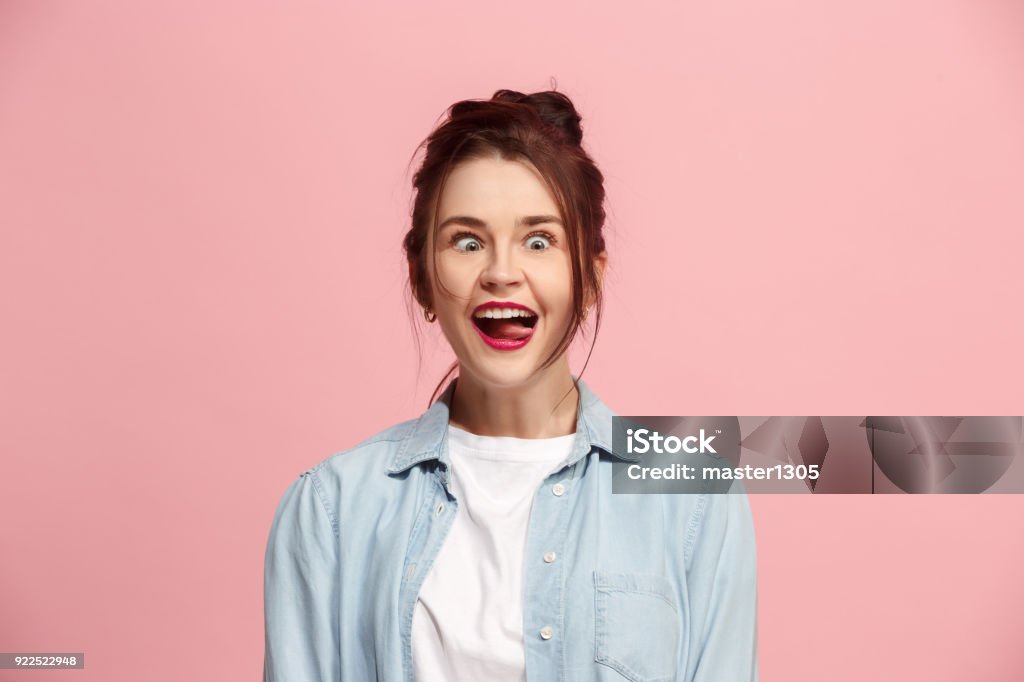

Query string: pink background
2 1 1023 680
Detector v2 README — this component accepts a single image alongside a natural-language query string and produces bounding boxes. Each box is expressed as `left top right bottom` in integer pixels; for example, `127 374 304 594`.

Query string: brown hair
403 88 608 405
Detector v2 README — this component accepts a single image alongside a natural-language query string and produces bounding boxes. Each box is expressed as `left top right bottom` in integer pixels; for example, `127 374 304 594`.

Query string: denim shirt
263 377 758 682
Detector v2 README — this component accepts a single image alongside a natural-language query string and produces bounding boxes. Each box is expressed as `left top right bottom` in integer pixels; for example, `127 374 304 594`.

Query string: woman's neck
447 366 580 439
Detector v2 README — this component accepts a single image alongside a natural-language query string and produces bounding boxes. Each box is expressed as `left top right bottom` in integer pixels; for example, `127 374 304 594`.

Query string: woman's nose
480 246 523 289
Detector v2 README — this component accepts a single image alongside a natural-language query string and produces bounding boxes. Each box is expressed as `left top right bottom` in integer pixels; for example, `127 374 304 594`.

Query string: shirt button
539 626 554 640
552 483 566 497
543 551 557 563
435 503 445 516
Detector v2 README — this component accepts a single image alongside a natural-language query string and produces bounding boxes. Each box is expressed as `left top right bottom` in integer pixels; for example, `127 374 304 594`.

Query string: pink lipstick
470 301 538 351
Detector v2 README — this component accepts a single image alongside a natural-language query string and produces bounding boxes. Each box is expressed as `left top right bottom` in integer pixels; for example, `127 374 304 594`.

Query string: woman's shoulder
306 415 421 480
267 417 425 538
292 404 452 506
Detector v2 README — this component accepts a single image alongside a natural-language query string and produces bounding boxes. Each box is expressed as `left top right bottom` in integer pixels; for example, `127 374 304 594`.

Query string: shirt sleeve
683 482 759 682
263 468 340 682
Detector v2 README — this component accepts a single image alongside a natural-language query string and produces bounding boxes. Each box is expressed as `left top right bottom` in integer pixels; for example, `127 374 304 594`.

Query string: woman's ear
408 257 427 309
595 251 608 292
587 251 608 309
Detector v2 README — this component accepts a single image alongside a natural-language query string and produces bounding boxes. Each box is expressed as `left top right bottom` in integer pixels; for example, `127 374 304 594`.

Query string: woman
263 89 758 681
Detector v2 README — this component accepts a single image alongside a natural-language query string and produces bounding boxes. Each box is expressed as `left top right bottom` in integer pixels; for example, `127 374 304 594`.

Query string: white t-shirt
411 424 577 682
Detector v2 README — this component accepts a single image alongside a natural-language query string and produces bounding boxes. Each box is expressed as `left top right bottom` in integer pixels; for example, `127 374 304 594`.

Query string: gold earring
424 307 437 323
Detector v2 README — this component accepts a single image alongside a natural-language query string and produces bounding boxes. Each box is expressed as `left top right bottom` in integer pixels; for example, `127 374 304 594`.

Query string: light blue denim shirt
263 377 758 681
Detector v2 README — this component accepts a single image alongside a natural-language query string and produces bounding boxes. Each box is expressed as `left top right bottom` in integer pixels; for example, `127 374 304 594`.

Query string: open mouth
471 303 538 349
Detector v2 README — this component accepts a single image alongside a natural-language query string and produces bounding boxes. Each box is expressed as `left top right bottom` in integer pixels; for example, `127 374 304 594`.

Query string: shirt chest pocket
593 571 681 682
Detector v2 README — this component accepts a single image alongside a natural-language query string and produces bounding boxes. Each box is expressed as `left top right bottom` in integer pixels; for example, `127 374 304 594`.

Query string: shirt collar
385 375 640 476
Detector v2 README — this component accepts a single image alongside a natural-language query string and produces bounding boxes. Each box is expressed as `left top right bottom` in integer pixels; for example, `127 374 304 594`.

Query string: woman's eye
452 234 483 252
526 233 553 251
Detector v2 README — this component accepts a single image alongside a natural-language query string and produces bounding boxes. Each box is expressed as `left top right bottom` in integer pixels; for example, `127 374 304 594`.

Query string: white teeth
474 307 535 319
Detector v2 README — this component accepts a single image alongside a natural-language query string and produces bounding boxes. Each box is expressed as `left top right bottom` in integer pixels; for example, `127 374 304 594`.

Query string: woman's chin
458 352 545 389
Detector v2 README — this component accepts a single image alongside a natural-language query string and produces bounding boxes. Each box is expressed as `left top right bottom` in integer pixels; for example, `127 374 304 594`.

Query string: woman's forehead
437 157 560 218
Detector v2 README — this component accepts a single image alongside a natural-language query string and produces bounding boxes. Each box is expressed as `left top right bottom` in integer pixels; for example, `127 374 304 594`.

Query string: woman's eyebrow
438 214 564 230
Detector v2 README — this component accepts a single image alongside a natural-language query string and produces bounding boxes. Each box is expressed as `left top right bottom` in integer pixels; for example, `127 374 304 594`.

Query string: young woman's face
427 156 575 388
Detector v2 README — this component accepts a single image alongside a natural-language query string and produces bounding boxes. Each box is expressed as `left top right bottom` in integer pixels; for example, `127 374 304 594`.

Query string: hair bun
491 89 584 147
